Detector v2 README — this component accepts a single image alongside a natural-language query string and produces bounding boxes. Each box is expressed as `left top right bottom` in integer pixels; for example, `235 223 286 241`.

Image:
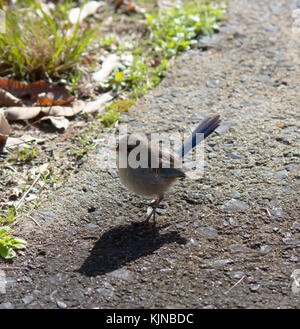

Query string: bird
114 115 221 223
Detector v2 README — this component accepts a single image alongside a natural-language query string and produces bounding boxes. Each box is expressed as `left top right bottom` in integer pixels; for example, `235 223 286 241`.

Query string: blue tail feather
179 115 221 157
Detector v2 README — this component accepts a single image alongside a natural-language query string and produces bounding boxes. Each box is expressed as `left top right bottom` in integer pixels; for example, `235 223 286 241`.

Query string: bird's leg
145 196 163 223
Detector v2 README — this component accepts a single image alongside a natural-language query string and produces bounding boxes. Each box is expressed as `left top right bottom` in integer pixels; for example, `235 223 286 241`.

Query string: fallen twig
25 215 41 227
224 275 246 295
0 266 25 270
14 173 41 213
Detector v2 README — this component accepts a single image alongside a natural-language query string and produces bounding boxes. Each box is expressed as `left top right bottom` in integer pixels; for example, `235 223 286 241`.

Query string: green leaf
0 226 11 238
0 243 16 259
115 71 123 82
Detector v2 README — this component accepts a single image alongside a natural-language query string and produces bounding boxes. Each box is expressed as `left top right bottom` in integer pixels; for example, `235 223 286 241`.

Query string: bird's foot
144 197 163 224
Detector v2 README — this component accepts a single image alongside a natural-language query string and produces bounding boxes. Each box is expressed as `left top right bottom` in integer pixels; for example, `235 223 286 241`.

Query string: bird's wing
150 148 185 178
157 167 186 178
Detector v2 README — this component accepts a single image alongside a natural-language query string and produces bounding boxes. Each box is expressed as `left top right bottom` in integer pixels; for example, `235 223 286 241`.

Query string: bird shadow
78 221 187 277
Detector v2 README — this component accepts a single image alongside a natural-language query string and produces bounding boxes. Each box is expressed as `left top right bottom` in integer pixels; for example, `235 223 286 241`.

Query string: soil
0 0 300 309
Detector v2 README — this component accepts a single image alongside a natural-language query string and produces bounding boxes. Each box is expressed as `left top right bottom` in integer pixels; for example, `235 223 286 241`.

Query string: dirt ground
0 0 299 308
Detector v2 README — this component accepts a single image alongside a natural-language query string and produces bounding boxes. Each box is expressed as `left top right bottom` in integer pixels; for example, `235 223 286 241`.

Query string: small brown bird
115 115 221 223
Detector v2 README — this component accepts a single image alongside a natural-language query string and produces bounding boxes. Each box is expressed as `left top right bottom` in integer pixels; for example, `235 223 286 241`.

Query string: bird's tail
179 115 221 157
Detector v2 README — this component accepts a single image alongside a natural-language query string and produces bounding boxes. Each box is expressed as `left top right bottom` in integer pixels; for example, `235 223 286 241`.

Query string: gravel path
1 0 300 309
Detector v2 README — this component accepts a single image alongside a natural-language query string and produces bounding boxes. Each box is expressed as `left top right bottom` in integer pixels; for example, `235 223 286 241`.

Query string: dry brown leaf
84 93 113 114
93 54 120 83
5 135 37 149
38 163 50 176
40 116 70 130
4 106 42 121
0 108 11 152
0 78 74 106
4 100 85 121
41 100 85 117
0 88 24 106
113 0 145 14
37 1 55 18
9 187 23 201
69 1 103 24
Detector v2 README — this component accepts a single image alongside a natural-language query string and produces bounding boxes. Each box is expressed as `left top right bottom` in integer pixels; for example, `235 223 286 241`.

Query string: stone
56 299 67 309
282 238 300 246
274 170 288 179
107 268 134 281
270 208 283 217
185 238 199 248
97 288 114 298
0 270 6 294
38 210 56 218
227 151 243 159
86 223 99 231
250 284 261 292
215 122 235 135
205 193 214 203
198 34 223 48
197 226 218 239
229 271 245 280
206 78 220 88
220 199 249 212
229 244 251 254
209 259 233 268
259 245 272 255
292 221 300 230
0 302 14 309
22 295 34 305
230 189 241 199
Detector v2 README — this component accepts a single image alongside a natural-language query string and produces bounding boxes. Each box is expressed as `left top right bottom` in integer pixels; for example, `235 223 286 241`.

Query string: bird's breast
118 167 176 197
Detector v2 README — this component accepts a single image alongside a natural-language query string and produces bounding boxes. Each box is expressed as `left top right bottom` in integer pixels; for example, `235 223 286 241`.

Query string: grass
98 0 226 125
69 133 95 159
0 207 16 226
0 0 100 82
101 99 136 127
9 146 38 164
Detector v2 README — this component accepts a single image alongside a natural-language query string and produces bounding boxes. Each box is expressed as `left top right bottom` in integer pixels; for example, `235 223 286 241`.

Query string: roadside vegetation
0 0 226 259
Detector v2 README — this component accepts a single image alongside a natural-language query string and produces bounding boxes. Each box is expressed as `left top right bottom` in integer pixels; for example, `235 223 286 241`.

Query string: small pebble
56 299 67 309
185 238 199 248
250 284 260 292
206 78 220 88
220 199 249 212
0 302 14 309
229 271 245 280
230 189 241 199
107 268 133 281
197 226 218 239
229 244 251 254
86 223 99 231
274 170 288 180
259 245 272 255
209 259 233 268
22 295 34 305
270 208 283 217
97 288 114 298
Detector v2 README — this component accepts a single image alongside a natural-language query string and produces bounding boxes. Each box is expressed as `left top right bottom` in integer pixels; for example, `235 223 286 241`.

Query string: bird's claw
145 203 157 224
144 197 163 224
